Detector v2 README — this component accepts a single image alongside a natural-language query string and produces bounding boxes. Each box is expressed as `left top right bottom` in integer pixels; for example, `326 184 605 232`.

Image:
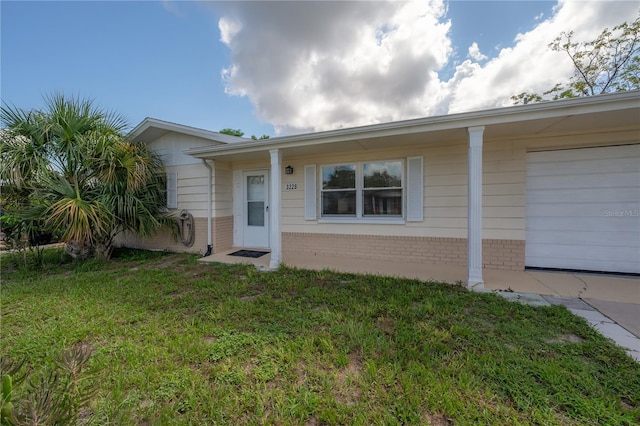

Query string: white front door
243 170 270 248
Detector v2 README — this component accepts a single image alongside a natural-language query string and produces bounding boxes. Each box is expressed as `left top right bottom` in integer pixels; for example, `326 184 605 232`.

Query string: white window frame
166 171 178 209
320 162 358 218
319 159 405 224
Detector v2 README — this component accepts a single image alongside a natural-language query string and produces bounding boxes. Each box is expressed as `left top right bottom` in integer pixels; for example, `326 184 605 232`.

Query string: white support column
269 149 282 269
467 126 485 289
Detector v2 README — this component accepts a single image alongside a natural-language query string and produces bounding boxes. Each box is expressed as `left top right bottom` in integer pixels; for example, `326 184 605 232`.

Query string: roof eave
184 90 640 158
129 117 250 144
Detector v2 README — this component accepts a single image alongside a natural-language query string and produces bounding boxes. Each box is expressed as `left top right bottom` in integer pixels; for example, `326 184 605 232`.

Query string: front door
243 170 269 248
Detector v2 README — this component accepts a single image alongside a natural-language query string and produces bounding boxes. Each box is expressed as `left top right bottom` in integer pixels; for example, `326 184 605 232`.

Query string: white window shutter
166 172 178 209
304 164 317 220
406 156 423 222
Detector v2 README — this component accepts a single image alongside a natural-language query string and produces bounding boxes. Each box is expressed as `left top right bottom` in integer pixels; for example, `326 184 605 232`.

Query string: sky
1 0 638 137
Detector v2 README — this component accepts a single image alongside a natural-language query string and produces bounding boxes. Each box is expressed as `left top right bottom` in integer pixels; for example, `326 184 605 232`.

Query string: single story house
121 90 640 288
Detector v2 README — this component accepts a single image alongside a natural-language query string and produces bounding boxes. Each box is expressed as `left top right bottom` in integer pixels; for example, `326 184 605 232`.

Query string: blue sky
1 1 636 136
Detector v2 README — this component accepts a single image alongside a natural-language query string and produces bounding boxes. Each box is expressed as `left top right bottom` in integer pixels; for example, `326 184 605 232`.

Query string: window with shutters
363 161 402 217
321 164 357 216
320 160 403 219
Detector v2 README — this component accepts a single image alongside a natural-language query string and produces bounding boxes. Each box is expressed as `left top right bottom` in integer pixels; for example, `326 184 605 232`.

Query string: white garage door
526 145 640 274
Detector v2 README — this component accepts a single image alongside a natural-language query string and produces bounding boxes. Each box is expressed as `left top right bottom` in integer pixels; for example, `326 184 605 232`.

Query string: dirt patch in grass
116 253 193 273
77 407 94 422
312 305 329 312
422 412 453 425
239 293 263 301
178 307 202 320
621 398 638 410
249 281 265 289
190 270 211 279
376 316 395 336
545 333 585 344
148 255 185 269
335 351 363 406
304 415 321 426
294 362 308 388
168 286 196 297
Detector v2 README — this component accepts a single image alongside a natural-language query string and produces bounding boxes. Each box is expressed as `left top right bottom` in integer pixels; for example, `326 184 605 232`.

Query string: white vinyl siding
525 145 640 274
406 156 424 222
304 164 317 220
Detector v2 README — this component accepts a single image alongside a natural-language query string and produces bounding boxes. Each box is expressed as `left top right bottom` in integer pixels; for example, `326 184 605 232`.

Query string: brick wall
282 232 525 271
117 218 207 254
483 239 525 270
116 215 234 255
213 216 233 252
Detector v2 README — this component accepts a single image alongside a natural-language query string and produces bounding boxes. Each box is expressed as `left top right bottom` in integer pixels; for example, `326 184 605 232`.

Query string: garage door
526 145 640 274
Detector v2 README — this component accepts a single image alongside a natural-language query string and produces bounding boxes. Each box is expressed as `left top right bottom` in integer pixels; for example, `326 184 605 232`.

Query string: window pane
363 189 402 216
363 161 402 188
248 201 265 226
322 191 356 215
322 165 355 189
247 175 265 201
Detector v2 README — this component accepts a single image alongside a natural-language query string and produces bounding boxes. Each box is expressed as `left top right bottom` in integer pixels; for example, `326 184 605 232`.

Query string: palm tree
0 94 174 260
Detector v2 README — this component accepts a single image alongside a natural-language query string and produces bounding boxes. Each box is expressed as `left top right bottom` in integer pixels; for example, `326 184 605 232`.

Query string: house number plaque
285 184 298 190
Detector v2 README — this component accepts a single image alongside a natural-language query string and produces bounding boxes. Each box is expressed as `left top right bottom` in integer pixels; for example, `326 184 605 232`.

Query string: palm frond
3 93 165 258
44 196 109 245
39 172 110 245
0 118 49 190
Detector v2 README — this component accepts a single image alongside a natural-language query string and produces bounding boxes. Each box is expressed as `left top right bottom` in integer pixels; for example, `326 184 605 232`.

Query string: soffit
192 108 638 162
184 91 639 162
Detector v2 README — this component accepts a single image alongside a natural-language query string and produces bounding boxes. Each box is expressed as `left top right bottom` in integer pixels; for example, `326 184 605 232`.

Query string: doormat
228 250 269 258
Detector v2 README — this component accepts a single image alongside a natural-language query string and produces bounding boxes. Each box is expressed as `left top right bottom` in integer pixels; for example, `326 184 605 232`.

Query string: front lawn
1 249 639 425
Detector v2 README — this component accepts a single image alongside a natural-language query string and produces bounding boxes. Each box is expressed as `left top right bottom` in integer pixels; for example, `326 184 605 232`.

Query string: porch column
269 149 282 269
467 126 484 289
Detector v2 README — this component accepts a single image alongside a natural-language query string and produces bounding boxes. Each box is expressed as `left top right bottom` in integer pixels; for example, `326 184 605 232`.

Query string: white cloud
467 42 487 61
217 0 638 134
218 17 241 46
446 0 638 113
161 0 186 19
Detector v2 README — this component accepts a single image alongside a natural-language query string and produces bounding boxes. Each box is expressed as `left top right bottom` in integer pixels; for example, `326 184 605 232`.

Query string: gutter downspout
202 159 213 257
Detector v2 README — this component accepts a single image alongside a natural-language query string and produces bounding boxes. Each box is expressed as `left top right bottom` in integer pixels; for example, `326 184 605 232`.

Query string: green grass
1 248 639 425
